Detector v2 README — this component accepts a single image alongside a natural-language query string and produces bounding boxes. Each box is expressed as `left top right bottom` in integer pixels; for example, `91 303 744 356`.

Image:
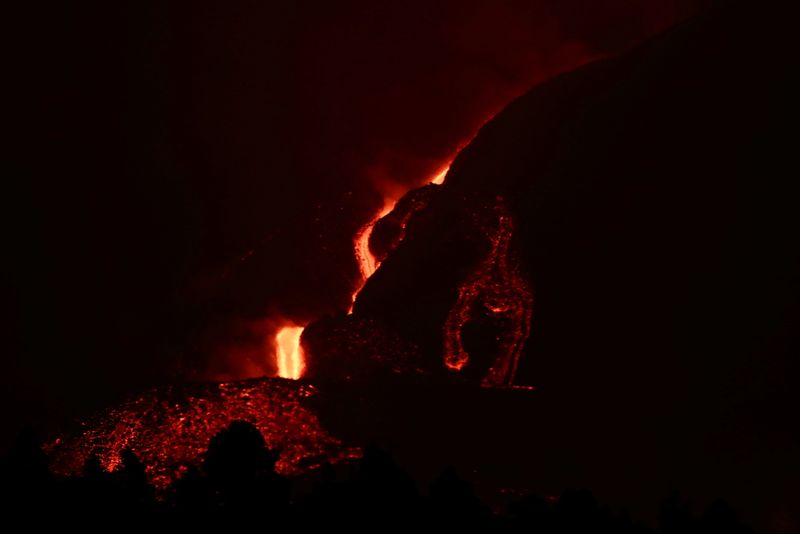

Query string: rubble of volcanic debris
46 378 360 489
302 315 427 382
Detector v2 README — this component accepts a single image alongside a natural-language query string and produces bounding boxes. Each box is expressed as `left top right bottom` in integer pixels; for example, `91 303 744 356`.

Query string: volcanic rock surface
307 2 799 526
48 379 359 489
49 3 799 528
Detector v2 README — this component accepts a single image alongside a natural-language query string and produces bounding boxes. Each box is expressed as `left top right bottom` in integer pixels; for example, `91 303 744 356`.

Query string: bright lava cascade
52 123 528 488
350 163 452 310
274 165 452 373
275 325 305 379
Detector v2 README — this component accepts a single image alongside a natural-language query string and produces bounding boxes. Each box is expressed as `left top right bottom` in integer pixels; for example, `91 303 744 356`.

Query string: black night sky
3 1 798 531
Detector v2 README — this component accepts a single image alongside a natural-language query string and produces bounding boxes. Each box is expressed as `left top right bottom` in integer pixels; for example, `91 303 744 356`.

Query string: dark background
3 1 707 452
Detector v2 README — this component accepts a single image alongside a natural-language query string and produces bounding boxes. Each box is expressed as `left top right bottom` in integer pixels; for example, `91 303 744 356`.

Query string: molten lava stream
275 325 305 379
430 164 449 185
348 162 452 312
274 160 455 376
356 203 393 280
348 204 392 312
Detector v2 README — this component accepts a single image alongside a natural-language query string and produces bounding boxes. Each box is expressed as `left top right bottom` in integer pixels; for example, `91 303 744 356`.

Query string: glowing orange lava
275 325 305 379
430 163 450 185
354 203 393 281
349 163 453 312
277 161 447 373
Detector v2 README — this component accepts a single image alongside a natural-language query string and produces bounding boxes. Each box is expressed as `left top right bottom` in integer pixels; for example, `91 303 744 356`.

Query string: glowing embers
443 198 533 387
275 325 305 379
47 379 359 489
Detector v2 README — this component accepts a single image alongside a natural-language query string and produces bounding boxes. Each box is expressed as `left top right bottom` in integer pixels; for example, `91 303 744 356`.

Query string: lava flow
273 161 452 377
349 203 394 311
275 325 305 379
443 198 533 387
48 137 532 494
350 162 452 311
430 164 449 185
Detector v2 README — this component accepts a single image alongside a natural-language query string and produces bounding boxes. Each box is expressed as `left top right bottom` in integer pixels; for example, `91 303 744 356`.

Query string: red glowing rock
443 197 533 386
47 378 359 489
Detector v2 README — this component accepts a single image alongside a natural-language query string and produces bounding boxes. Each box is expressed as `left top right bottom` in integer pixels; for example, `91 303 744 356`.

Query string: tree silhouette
114 448 155 509
202 421 289 515
659 491 695 534
350 445 421 527
429 465 491 527
171 465 212 513
0 425 759 531
698 500 753 534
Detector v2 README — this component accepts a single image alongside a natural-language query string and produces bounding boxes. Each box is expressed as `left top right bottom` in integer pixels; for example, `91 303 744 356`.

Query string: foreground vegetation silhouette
0 423 752 531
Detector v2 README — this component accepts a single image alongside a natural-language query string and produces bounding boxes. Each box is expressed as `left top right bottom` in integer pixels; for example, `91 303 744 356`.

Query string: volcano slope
307 2 799 528
47 3 798 530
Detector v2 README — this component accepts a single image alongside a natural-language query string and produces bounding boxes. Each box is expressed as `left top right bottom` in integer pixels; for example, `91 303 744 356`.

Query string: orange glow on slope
349 162 454 312
355 203 393 281
280 159 454 370
349 202 394 312
430 164 450 185
275 325 305 379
